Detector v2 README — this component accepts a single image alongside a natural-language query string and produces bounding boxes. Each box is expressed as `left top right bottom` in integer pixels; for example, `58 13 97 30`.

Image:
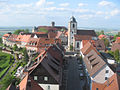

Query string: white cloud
98 1 114 6
105 16 110 19
75 9 89 13
110 9 120 16
96 11 104 15
46 1 54 5
78 3 87 7
36 0 46 6
79 14 94 19
59 3 69 7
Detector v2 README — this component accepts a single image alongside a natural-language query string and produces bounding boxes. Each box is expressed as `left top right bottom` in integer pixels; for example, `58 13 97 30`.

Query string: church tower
68 16 77 50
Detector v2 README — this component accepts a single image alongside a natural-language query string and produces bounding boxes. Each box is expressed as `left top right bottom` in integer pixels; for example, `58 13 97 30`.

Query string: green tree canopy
114 49 120 62
13 29 29 35
0 38 2 44
96 30 105 36
13 44 18 51
22 47 29 62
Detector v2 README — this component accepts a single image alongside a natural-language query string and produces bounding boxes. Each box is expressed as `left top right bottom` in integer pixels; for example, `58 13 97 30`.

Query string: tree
13 29 29 35
96 30 104 36
101 30 104 35
22 48 29 62
13 44 18 51
114 49 120 62
0 38 2 44
70 45 73 51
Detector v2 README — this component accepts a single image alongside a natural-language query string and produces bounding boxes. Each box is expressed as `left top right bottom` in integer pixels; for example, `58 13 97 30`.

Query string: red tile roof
83 50 106 76
81 41 100 55
115 37 120 44
98 34 107 39
74 35 92 41
48 31 57 38
3 33 10 37
16 35 31 43
28 45 63 83
92 73 120 90
8 34 18 42
111 43 120 51
55 31 62 38
19 74 43 90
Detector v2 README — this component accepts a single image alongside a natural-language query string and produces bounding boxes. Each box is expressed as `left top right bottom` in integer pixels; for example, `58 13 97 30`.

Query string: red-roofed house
111 37 120 51
26 38 61 54
27 45 64 90
92 73 120 90
19 74 43 90
98 34 107 39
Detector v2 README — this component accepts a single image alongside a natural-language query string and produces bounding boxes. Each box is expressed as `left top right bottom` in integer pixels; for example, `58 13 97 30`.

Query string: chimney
51 21 55 27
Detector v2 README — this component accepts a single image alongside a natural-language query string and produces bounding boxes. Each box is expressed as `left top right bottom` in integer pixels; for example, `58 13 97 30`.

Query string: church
68 16 97 51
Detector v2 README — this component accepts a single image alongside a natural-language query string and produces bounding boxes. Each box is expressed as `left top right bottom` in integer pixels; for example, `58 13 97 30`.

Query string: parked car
79 70 84 80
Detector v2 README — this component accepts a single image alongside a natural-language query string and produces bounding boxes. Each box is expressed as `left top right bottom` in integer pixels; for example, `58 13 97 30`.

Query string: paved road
66 57 85 90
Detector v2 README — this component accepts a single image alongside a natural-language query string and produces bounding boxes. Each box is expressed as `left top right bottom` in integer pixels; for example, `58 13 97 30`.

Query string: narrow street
63 53 86 90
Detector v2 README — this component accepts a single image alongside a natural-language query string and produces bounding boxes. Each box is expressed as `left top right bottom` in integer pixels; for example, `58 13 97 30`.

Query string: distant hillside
0 26 32 37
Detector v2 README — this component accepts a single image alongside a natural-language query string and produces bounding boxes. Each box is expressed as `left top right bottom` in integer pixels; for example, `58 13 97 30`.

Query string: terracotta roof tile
19 74 43 90
115 37 120 44
74 35 92 41
111 43 120 51
83 50 106 76
92 73 120 90
81 41 100 55
98 34 107 39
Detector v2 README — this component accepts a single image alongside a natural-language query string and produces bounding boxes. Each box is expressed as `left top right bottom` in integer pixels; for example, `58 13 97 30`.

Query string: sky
0 0 120 29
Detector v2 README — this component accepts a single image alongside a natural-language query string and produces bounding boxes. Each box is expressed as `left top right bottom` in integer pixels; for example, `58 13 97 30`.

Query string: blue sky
0 0 120 28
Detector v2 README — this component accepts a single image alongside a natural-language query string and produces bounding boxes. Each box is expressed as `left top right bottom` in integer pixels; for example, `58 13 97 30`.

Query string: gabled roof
83 50 106 76
111 43 120 51
115 37 120 44
8 34 18 42
77 30 97 36
28 45 63 83
82 40 95 47
74 35 92 41
26 38 39 47
92 73 120 90
37 38 61 47
16 34 31 42
81 41 100 55
19 74 43 90
55 31 63 38
3 33 10 37
26 38 61 49
6 83 17 90
95 39 106 51
98 34 107 39
48 31 57 38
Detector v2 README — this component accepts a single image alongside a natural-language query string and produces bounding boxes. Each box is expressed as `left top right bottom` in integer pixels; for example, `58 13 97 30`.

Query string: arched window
77 42 79 48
